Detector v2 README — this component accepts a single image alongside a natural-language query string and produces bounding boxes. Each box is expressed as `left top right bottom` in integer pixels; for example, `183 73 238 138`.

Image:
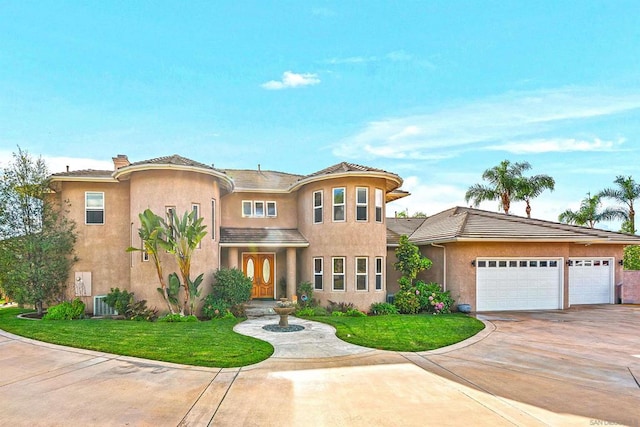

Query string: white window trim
333 187 346 222
355 257 368 291
313 257 323 291
356 187 368 222
313 190 323 224
254 201 265 218
85 191 105 225
266 201 277 217
375 257 384 291
375 188 384 223
332 256 346 291
242 200 253 217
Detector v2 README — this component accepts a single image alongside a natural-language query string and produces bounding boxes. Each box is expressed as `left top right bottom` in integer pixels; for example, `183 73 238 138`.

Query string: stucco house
49 154 406 314
387 207 640 311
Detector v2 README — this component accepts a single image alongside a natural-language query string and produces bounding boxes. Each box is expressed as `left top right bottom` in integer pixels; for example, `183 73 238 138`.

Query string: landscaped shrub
211 268 252 307
104 287 134 315
43 299 85 320
229 303 246 318
418 282 454 314
624 245 640 270
295 307 316 317
296 281 314 307
370 302 398 315
158 313 199 322
345 308 367 317
327 300 355 314
393 290 420 314
202 295 231 319
125 299 158 321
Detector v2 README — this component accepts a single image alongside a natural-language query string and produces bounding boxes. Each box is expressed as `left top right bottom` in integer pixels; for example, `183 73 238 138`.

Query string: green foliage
295 307 316 317
393 290 420 314
0 148 78 315
345 308 367 317
43 299 85 320
125 299 158 321
331 311 345 317
416 281 454 314
202 295 231 319
296 281 314 307
211 268 253 307
624 245 640 270
394 235 432 283
327 300 355 314
157 313 198 322
104 287 134 315
187 273 204 315
370 302 399 315
229 304 246 318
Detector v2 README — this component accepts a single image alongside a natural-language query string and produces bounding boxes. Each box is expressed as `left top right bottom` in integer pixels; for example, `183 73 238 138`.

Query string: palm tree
515 174 556 218
558 193 615 228
465 160 532 214
598 175 640 234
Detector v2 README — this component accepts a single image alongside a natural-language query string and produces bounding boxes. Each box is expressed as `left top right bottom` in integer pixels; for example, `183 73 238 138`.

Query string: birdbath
273 298 296 327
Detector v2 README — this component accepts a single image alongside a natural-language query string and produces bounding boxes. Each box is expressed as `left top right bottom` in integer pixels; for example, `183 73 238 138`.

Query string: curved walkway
1 306 638 426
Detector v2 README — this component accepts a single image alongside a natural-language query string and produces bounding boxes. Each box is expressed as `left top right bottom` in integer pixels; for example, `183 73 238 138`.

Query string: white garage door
476 259 562 311
568 258 613 305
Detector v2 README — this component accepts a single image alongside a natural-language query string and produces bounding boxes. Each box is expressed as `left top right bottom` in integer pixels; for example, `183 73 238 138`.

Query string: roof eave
219 242 310 248
410 236 638 245
289 171 403 192
113 163 234 191
49 176 118 183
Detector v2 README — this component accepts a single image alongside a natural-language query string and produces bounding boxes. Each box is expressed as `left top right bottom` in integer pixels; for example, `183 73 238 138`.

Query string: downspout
430 243 446 291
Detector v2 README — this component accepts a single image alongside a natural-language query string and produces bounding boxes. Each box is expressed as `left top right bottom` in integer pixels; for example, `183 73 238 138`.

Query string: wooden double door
243 253 275 299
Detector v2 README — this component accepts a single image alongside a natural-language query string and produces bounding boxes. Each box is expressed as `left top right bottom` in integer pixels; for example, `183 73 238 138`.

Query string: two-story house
49 154 406 314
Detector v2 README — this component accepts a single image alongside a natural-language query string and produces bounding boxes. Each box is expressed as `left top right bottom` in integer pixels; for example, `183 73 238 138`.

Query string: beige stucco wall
297 177 389 311
128 169 222 313
55 181 131 311
435 241 624 310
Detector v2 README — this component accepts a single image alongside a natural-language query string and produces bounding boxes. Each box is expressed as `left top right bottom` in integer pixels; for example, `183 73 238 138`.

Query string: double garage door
476 258 613 311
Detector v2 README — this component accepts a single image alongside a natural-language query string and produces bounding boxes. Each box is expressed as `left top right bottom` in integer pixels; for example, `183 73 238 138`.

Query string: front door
243 253 275 299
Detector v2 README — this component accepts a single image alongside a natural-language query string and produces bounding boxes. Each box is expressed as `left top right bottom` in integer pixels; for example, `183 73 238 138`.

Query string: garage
476 258 563 311
568 258 613 305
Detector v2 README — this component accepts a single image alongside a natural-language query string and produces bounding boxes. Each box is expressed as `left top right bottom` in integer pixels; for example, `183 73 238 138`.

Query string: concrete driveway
1 305 639 426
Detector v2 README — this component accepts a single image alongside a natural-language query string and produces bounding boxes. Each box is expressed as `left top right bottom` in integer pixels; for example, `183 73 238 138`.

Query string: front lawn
0 307 273 368
306 313 485 352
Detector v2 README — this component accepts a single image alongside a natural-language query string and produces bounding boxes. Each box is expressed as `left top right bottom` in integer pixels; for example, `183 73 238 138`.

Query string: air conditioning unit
93 295 117 316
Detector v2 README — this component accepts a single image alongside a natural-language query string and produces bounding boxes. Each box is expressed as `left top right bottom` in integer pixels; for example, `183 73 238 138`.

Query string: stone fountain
273 298 296 327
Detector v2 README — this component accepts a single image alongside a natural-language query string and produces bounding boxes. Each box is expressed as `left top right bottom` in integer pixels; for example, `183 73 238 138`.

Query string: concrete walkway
1 306 639 426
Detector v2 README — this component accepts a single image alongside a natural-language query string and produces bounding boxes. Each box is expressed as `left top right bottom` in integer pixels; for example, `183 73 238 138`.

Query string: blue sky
2 1 639 229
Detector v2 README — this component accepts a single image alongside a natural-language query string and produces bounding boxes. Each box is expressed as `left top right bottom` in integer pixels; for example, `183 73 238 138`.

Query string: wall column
228 247 239 270
286 247 297 300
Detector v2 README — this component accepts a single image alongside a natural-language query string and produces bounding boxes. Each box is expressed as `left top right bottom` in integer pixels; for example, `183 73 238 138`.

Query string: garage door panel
477 259 562 311
568 259 612 305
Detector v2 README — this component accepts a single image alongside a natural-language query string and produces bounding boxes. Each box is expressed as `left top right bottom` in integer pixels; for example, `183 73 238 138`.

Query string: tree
558 193 615 228
598 175 640 234
0 148 77 315
127 209 176 314
163 210 207 315
394 235 432 284
465 160 533 214
514 174 555 218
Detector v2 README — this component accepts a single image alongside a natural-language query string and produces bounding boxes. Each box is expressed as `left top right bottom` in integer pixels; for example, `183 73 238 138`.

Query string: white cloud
486 137 623 154
261 71 320 90
333 87 640 160
0 151 113 174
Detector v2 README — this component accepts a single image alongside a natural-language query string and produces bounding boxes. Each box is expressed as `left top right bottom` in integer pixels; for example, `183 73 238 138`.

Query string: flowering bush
393 290 420 314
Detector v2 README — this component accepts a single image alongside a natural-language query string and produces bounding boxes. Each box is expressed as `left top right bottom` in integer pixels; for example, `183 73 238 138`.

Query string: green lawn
0 307 273 368
306 313 485 352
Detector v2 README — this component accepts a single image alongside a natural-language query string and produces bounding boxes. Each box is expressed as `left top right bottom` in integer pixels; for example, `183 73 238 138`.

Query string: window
254 201 265 217
242 201 253 217
375 257 384 290
356 187 368 222
356 257 368 291
314 258 323 291
211 199 216 240
165 206 176 239
332 257 345 291
267 201 277 217
85 192 104 224
141 239 149 262
313 190 323 224
375 189 383 222
333 188 345 221
192 203 200 219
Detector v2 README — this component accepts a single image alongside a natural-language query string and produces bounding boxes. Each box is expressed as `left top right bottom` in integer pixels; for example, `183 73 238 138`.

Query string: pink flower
415 290 420 295
428 296 434 301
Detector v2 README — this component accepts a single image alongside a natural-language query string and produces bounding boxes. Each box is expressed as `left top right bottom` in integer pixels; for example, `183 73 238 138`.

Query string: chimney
112 154 130 170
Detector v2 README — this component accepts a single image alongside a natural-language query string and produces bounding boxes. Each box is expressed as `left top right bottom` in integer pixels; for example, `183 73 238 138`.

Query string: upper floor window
85 192 104 224
333 188 345 222
375 188 384 222
356 257 368 291
356 187 368 222
242 201 253 217
211 199 216 240
267 201 277 217
242 200 277 218
192 203 200 219
254 201 265 217
313 190 323 224
375 257 384 290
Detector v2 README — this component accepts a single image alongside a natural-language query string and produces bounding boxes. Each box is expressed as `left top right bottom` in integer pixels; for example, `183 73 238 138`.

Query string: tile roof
386 218 426 245
50 169 113 178
222 169 303 191
396 207 640 245
128 154 219 171
220 228 309 246
305 161 395 178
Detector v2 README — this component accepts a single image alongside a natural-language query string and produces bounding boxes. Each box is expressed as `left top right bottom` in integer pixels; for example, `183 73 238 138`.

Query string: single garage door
568 258 613 305
476 258 562 311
